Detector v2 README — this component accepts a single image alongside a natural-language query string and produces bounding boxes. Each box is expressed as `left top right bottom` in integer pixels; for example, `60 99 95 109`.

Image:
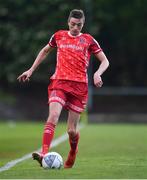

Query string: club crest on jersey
79 37 86 44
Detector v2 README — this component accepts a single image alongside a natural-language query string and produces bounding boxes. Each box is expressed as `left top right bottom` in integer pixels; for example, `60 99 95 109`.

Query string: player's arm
17 44 53 82
93 51 109 87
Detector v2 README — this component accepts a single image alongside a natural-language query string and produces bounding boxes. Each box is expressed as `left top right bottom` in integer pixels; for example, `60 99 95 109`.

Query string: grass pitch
0 121 147 179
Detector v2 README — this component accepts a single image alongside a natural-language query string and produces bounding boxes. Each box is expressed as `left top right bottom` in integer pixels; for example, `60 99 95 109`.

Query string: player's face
68 17 84 36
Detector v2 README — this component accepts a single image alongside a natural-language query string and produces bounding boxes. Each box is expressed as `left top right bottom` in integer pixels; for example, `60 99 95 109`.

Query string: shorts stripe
66 102 84 113
49 97 65 106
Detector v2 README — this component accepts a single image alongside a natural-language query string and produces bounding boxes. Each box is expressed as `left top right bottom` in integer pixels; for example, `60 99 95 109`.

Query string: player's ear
67 18 70 24
68 21 70 27
82 19 85 26
67 17 70 24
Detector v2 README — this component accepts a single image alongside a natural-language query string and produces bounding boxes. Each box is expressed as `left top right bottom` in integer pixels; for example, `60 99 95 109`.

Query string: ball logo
42 152 63 169
44 155 56 168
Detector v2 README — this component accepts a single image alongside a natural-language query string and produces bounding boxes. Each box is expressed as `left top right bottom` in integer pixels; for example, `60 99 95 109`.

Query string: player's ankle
70 149 77 155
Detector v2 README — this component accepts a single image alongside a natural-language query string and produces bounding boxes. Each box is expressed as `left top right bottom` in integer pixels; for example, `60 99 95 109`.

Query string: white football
42 152 63 169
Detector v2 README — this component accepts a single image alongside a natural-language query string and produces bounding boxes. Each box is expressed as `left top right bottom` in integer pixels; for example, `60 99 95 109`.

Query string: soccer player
17 9 109 168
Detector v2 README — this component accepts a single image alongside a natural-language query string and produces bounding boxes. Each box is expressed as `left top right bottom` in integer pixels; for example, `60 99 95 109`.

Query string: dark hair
68 9 85 22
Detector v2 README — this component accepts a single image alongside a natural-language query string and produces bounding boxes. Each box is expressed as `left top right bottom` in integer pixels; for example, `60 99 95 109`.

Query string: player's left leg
64 110 80 168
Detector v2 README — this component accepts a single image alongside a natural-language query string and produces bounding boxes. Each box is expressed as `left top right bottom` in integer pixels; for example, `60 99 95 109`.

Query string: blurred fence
88 86 147 123
92 87 147 96
0 85 147 123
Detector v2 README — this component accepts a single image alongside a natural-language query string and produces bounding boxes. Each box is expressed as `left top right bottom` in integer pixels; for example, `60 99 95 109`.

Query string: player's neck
68 31 82 37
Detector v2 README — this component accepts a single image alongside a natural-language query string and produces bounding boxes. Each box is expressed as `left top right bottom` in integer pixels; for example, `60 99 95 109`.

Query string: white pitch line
0 133 68 173
0 124 84 172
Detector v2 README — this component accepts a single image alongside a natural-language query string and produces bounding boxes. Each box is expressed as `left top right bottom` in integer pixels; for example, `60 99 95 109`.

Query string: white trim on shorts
66 102 84 113
49 97 66 106
49 96 84 113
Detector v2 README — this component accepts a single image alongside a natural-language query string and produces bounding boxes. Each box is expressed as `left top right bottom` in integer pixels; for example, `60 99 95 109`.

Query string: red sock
42 122 56 155
69 132 80 153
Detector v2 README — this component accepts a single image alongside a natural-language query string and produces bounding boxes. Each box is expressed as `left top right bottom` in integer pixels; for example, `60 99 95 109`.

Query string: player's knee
67 129 76 138
47 111 60 124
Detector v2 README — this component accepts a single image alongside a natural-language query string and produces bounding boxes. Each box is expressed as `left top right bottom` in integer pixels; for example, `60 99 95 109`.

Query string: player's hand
93 72 103 88
17 69 33 82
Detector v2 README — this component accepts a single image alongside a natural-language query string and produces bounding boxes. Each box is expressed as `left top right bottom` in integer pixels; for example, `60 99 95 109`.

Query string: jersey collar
68 31 82 38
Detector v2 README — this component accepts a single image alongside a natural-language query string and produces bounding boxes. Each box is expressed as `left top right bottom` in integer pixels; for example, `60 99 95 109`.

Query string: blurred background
0 0 147 123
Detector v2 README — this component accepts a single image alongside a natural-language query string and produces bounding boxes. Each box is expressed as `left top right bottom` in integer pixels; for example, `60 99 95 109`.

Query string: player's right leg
32 101 63 166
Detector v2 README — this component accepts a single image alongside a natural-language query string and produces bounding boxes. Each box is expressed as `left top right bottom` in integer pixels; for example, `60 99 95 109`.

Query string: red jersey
49 30 102 83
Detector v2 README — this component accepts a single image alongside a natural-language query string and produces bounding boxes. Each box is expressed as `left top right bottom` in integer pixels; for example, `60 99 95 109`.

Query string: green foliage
92 0 147 86
0 0 147 86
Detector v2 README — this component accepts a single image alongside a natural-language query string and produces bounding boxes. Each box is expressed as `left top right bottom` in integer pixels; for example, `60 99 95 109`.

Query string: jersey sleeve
48 33 57 48
89 37 102 54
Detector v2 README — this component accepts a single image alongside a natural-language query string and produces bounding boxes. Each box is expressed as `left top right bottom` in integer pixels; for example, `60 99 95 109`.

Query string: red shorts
48 79 88 113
